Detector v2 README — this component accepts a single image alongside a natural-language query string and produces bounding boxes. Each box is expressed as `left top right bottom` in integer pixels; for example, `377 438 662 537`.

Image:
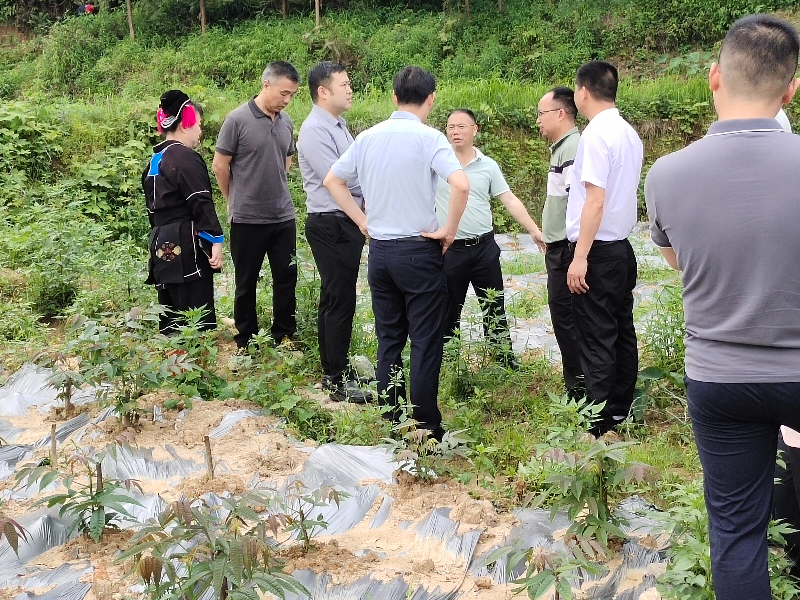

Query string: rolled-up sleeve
645 164 671 248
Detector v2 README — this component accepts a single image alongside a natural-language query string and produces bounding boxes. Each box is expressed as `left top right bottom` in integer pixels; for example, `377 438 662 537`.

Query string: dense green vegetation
1 2 800 595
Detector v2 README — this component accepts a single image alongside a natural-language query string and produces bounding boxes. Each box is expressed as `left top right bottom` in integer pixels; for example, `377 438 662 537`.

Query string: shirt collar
706 118 785 136
591 107 619 122
550 126 579 152
465 147 484 166
311 104 346 128
390 111 421 123
248 97 282 121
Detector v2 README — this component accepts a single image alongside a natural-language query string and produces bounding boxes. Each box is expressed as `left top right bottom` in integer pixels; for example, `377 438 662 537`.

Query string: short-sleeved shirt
215 98 296 224
776 109 792 133
434 148 509 239
646 118 800 383
330 111 462 240
542 127 580 244
297 105 362 213
566 108 643 242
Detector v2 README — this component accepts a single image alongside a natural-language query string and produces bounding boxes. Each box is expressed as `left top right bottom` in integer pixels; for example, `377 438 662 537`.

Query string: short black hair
575 61 618 103
393 66 436 106
720 14 799 101
262 60 300 85
549 87 578 119
447 108 476 123
308 61 347 103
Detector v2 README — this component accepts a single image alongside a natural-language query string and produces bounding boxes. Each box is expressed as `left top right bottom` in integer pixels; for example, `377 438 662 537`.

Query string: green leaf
89 507 105 542
211 556 226 599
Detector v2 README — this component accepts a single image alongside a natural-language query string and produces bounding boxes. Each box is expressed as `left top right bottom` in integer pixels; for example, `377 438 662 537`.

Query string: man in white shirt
566 60 644 435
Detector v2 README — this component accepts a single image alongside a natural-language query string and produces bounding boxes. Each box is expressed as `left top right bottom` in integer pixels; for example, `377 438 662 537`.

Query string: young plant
120 492 310 600
479 544 602 600
15 438 142 542
520 394 651 554
47 353 87 419
383 405 473 482
65 307 188 428
278 480 343 554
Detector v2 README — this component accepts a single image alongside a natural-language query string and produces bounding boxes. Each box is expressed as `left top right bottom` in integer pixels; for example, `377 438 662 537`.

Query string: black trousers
443 237 513 355
157 274 216 335
230 220 297 348
368 238 447 430
687 379 800 600
774 434 800 578
545 242 584 391
570 239 638 422
305 213 365 383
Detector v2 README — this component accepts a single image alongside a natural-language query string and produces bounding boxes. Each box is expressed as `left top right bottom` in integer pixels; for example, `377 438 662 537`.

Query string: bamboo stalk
204 435 214 479
50 424 57 465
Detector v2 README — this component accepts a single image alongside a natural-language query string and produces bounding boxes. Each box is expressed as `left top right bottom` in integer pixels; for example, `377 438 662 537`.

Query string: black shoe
429 426 446 442
329 379 373 404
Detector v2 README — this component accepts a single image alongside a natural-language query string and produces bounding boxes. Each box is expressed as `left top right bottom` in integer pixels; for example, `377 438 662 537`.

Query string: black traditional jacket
142 140 224 290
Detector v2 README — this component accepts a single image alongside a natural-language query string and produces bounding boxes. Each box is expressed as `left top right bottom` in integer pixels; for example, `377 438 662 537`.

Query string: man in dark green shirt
536 87 584 395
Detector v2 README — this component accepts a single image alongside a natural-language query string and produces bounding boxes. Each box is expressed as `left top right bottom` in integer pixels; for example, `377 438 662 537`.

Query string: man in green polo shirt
536 87 584 395
435 108 546 367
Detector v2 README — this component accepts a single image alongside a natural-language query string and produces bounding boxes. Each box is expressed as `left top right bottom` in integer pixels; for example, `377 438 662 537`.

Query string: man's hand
567 256 589 293
209 242 223 270
421 228 455 254
357 216 368 237
530 228 547 253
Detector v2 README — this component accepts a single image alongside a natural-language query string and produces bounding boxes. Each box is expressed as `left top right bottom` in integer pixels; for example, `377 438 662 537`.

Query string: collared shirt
331 111 462 240
646 118 800 383
542 127 580 244
297 105 362 213
776 108 792 133
215 97 296 225
566 108 643 242
434 147 509 239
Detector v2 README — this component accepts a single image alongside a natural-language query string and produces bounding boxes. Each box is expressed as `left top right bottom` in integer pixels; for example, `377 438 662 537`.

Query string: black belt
308 210 348 219
568 239 626 251
546 239 569 250
450 231 494 248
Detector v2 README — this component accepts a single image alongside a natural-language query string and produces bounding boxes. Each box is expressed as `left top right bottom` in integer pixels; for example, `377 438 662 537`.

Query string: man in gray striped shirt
298 62 371 404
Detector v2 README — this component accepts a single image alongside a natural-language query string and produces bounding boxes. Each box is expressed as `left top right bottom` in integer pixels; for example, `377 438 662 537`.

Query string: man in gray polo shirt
297 61 371 404
323 66 470 441
212 60 300 350
645 15 800 600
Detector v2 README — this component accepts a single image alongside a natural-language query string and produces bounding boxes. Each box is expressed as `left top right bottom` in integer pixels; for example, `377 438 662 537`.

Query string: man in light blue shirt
324 66 470 440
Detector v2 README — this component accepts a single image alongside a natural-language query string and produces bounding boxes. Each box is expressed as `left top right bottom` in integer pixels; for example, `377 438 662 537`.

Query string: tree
125 0 135 39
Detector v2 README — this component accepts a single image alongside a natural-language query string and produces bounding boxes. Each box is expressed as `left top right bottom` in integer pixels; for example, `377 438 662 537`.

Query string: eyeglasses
446 124 474 131
537 108 562 117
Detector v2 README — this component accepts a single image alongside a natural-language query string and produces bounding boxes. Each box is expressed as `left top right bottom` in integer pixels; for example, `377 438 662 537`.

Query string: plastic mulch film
0 511 76 584
33 414 91 449
0 364 100 417
370 493 392 528
284 569 462 600
0 418 25 443
209 409 261 438
8 562 93 591
290 444 399 490
11 582 92 600
99 443 205 481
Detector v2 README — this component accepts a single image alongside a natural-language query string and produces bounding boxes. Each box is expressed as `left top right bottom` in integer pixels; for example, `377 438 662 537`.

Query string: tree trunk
282 0 287 19
200 0 207 34
465 0 470 19
315 0 321 28
497 0 503 12
125 0 135 40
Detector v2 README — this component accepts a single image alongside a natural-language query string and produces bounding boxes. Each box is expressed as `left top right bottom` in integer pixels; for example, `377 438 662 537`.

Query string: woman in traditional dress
143 90 224 334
